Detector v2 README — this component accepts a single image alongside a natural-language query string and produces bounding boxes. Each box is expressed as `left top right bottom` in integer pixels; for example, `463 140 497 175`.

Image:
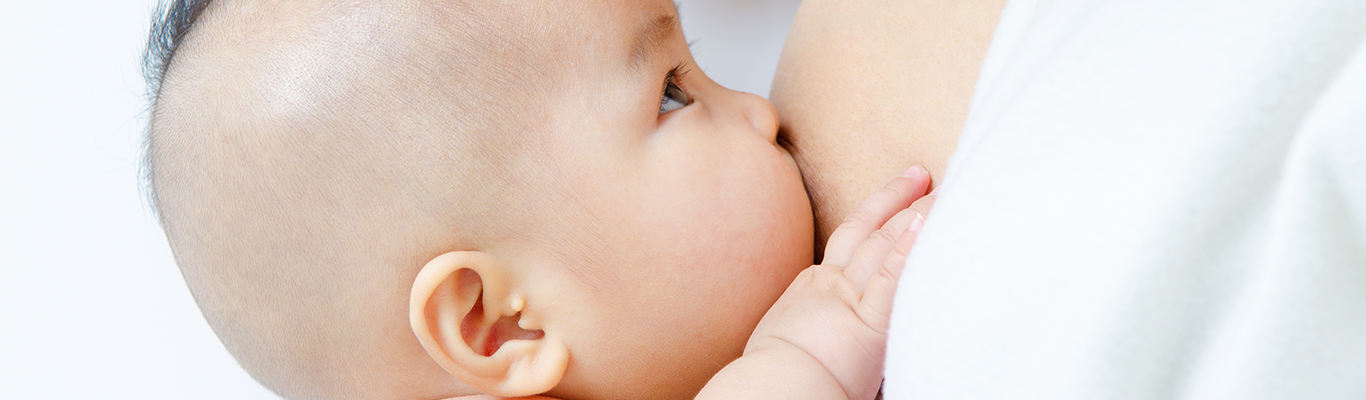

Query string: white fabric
883 0 1366 399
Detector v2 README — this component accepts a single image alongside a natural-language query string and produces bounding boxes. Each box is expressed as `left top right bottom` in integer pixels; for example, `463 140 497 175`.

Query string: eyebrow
629 12 682 71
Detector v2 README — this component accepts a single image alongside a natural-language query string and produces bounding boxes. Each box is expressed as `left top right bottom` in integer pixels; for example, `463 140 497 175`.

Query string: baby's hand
700 166 934 400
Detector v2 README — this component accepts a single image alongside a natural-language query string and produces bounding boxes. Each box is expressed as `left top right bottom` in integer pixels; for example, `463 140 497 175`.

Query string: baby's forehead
157 0 686 178
156 0 681 195
185 0 674 111
281 0 663 69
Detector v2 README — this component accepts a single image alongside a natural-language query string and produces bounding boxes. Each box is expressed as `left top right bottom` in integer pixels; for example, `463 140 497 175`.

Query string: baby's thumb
857 194 933 334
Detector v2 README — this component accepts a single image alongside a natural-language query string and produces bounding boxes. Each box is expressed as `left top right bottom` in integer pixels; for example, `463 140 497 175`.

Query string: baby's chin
611 246 802 392
551 258 807 400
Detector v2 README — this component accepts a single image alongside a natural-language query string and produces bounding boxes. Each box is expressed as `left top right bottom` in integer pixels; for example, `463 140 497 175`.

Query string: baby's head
146 0 813 399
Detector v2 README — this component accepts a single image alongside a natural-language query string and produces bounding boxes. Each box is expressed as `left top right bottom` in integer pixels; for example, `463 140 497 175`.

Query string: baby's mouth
775 135 803 178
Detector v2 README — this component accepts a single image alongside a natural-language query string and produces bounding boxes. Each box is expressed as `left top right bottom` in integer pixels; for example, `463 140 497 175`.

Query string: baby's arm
697 167 935 400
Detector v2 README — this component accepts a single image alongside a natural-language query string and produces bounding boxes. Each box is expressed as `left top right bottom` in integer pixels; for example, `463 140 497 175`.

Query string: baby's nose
735 91 779 141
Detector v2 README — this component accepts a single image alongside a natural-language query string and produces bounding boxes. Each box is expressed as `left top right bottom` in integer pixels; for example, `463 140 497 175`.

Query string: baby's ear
409 251 569 397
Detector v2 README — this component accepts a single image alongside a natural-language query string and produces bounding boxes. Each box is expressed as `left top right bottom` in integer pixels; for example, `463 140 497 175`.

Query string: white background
0 0 799 398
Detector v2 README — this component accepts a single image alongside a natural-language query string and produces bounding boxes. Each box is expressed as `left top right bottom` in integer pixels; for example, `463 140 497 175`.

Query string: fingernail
929 186 939 196
907 213 925 233
902 165 926 178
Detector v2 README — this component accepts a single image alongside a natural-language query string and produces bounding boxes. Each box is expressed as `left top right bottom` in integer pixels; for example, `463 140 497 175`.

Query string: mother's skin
772 0 1008 255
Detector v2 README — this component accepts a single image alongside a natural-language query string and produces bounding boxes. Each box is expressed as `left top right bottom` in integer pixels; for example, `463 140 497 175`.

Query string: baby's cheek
712 209 811 312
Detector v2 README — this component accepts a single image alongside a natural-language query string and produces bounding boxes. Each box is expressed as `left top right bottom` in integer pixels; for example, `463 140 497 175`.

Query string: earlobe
409 251 569 397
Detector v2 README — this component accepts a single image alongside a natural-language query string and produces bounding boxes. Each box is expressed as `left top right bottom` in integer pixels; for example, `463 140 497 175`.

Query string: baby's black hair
143 0 213 101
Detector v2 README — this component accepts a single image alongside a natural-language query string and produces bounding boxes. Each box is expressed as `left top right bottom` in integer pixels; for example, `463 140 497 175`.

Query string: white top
883 0 1366 399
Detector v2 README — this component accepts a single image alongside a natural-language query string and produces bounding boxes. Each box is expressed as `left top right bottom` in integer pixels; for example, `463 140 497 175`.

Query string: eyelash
659 63 692 115
668 63 691 84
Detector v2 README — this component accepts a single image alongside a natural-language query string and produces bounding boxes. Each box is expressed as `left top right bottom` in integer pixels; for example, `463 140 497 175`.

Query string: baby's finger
856 215 920 335
841 202 926 288
821 166 930 268
857 195 934 334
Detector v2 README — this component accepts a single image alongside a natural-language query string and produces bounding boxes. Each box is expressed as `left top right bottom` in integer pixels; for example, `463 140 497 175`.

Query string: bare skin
153 0 1006 398
462 3 1009 398
454 2 1010 398
154 1 813 399
772 0 1008 255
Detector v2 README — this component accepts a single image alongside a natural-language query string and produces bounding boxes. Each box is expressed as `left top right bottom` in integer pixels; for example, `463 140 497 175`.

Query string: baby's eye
659 76 689 115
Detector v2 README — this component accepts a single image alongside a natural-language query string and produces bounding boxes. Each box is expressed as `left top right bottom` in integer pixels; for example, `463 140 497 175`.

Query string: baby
145 0 932 399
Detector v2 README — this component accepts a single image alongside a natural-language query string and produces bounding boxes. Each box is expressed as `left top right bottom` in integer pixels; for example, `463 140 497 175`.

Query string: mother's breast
769 0 1006 256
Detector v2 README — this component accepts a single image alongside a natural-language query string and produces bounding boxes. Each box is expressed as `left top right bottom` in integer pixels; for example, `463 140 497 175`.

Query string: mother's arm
771 0 1005 254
